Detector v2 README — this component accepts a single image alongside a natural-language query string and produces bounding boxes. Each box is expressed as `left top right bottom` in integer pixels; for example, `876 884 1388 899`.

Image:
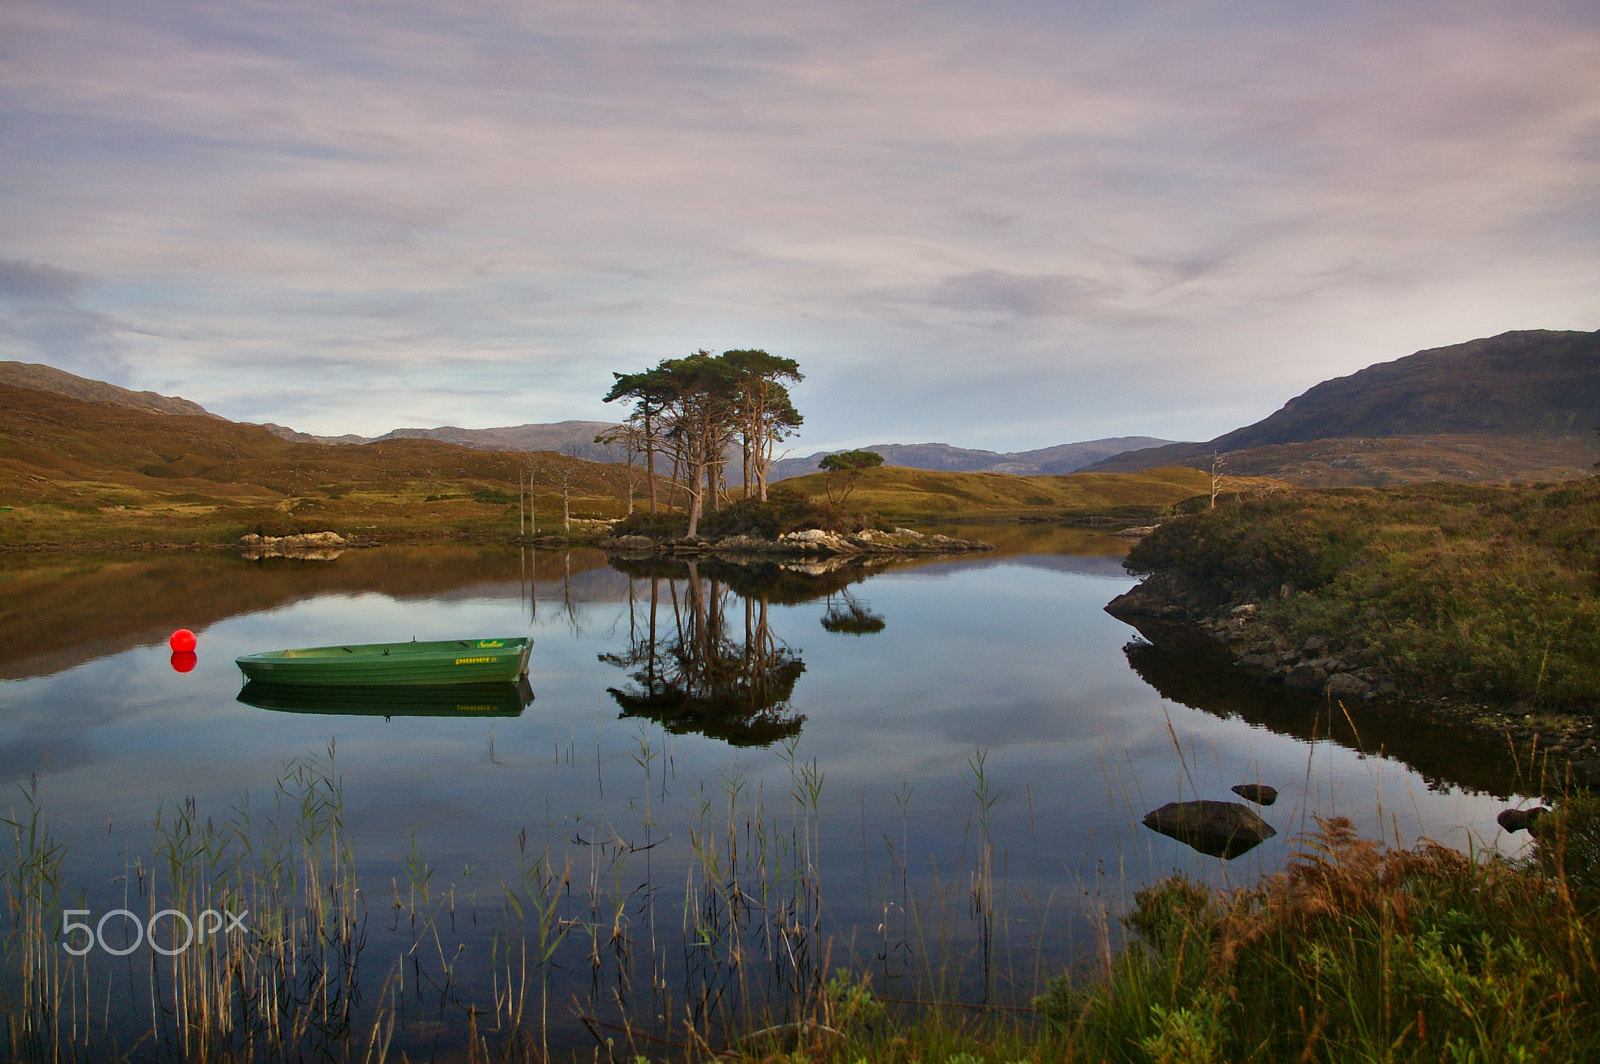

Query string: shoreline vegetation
1108 478 1600 791
5 754 1597 1063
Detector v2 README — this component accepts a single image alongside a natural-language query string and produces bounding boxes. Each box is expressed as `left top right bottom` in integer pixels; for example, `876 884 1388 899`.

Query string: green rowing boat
235 637 532 686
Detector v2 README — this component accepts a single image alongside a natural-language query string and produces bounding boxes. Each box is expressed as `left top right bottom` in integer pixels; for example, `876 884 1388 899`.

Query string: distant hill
370 422 626 462
258 423 370 446
1085 329 1600 484
0 361 219 419
769 437 1176 481
0 366 627 458
0 359 1174 474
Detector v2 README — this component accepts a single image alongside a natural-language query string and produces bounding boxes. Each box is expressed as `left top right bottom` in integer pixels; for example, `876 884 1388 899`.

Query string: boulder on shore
1142 800 1277 859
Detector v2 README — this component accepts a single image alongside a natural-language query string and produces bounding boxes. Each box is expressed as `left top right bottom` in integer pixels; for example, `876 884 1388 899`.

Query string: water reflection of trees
602 560 813 746
820 591 886 635
603 557 893 746
1118 616 1524 797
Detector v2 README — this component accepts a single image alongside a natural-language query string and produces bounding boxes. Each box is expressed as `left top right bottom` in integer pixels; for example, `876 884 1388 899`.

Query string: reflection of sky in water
0 551 1535 1001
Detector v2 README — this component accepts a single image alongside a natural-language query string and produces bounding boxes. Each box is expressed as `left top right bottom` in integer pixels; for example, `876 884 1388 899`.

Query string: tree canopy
818 449 884 473
604 349 803 537
818 449 883 505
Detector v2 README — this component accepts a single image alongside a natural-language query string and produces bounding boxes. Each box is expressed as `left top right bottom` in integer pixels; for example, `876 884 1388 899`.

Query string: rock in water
1231 784 1279 806
1496 807 1547 833
1142 800 1277 859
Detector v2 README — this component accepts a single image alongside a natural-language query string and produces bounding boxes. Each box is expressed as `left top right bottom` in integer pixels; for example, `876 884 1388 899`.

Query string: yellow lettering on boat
456 705 495 712
454 656 496 665
477 640 505 648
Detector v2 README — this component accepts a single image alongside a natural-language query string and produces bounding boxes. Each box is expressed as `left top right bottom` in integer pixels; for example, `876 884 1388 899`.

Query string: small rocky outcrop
1231 784 1278 806
1142 800 1277 859
600 526 995 558
237 531 346 561
1108 571 1395 703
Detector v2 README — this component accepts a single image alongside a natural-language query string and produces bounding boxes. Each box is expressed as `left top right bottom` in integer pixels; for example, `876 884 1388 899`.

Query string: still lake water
0 533 1535 1057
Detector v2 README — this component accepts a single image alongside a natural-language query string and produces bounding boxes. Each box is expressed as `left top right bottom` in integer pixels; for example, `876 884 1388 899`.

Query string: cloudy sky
3 0 1598 450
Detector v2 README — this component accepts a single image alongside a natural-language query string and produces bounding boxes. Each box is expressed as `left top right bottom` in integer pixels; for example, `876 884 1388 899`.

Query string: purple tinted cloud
0 0 1596 446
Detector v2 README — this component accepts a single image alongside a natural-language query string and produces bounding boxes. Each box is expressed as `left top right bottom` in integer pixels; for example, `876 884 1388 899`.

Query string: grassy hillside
2 382 1285 546
777 463 1274 523
0 383 627 545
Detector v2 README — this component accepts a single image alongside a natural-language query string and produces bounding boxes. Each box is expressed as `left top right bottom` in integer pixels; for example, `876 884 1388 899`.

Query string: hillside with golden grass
2 382 1274 546
0 383 624 545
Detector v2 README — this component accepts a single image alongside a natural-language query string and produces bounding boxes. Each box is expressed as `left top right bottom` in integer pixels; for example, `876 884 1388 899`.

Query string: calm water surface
0 535 1534 1057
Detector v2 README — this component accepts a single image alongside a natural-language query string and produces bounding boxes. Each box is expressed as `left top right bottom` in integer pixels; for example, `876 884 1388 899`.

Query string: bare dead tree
1210 452 1227 509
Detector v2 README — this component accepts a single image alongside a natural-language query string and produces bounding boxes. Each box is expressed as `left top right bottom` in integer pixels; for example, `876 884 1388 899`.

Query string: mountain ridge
767 437 1177 480
10 326 1598 489
1084 328 1600 483
0 361 219 419
0 359 1181 476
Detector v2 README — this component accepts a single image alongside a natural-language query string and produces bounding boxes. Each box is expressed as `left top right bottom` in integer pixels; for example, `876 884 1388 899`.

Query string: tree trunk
644 410 658 514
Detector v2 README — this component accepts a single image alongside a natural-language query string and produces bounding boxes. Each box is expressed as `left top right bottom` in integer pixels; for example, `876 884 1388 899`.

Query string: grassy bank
1123 479 1600 708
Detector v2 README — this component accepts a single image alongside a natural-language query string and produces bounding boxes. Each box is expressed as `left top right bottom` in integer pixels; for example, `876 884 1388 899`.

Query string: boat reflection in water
239 676 534 718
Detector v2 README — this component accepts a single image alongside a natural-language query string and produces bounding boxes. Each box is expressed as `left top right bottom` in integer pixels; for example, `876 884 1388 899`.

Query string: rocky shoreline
600 526 996 558
1107 568 1600 794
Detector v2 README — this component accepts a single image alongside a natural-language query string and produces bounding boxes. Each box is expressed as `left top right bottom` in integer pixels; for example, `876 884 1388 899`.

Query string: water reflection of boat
238 677 533 717
235 637 532 685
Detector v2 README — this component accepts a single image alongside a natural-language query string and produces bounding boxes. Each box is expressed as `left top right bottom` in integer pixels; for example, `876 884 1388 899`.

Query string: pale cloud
1 0 1596 445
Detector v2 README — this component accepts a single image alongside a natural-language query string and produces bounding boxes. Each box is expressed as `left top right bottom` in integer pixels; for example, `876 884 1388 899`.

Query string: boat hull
235 637 531 686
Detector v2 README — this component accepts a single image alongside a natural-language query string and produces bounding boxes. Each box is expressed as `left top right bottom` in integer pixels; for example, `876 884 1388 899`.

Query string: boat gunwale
235 636 532 686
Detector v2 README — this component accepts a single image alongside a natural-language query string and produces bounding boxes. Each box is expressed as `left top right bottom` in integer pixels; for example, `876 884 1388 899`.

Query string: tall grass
761 798 1600 1064
7 737 1596 1063
1 748 393 1063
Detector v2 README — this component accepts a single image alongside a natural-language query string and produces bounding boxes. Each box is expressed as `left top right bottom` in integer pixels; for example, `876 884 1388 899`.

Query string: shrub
1050 818 1600 1063
609 491 875 540
698 493 872 538
608 511 687 538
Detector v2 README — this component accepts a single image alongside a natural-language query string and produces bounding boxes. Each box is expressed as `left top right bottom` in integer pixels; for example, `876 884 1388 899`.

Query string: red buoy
170 651 197 674
169 629 197 653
